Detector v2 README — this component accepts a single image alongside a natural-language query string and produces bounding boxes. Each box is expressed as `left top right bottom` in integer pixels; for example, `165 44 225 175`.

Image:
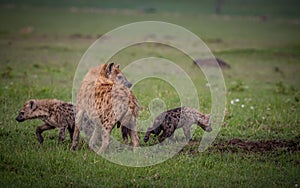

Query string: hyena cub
16 99 75 144
71 63 139 153
144 106 212 143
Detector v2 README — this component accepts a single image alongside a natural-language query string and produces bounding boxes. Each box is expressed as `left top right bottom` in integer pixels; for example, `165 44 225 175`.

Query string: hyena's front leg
144 123 161 143
89 124 101 150
58 127 67 143
36 124 55 144
71 110 83 150
97 123 113 154
182 126 191 142
143 128 152 143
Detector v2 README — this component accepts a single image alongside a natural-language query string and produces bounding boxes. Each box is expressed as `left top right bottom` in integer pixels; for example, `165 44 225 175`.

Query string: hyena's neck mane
95 75 113 86
185 107 206 123
94 82 113 97
194 110 209 126
33 99 58 120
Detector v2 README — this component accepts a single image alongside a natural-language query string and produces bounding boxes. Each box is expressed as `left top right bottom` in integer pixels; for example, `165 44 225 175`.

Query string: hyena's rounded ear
116 64 120 69
29 100 36 109
106 62 114 77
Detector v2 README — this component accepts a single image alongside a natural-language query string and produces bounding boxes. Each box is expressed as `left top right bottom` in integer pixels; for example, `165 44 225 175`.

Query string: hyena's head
197 114 212 132
16 99 40 122
100 62 132 88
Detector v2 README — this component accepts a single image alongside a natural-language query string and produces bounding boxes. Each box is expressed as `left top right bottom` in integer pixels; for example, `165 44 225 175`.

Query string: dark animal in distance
194 57 231 69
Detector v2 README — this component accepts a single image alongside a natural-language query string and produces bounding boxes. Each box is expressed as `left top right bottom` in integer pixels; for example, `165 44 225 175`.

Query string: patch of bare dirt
212 138 300 153
181 136 300 154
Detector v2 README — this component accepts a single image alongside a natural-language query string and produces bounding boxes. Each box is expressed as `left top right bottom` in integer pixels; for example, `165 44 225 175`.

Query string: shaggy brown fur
144 107 212 143
16 99 75 144
71 63 139 153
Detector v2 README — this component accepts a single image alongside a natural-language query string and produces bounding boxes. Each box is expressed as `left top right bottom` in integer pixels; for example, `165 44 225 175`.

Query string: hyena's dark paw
144 136 149 142
205 126 212 132
70 144 78 151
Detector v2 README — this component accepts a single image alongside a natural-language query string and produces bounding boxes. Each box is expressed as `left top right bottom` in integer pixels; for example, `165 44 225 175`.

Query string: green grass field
0 1 299 187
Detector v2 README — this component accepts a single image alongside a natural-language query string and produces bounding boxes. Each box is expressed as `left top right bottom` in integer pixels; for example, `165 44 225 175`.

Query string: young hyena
71 63 139 153
15 99 75 144
144 107 212 143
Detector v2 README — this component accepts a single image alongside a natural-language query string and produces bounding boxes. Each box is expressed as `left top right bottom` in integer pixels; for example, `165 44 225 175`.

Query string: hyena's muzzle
124 80 132 88
15 111 26 122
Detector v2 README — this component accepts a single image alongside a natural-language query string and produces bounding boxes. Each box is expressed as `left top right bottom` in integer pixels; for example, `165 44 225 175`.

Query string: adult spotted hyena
16 99 75 144
71 63 139 153
144 106 212 143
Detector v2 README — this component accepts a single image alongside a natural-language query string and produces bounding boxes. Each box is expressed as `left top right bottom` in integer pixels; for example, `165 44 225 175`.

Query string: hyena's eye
20 112 24 116
117 75 123 80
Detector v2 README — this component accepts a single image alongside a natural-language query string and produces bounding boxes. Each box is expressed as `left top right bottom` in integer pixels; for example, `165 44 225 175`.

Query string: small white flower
250 106 254 110
241 104 245 108
230 100 234 105
235 98 240 102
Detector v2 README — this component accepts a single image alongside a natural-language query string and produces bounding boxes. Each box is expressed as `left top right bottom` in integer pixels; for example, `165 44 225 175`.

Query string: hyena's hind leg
117 121 129 144
67 125 74 142
122 121 139 150
121 125 129 144
36 124 55 144
128 124 139 148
